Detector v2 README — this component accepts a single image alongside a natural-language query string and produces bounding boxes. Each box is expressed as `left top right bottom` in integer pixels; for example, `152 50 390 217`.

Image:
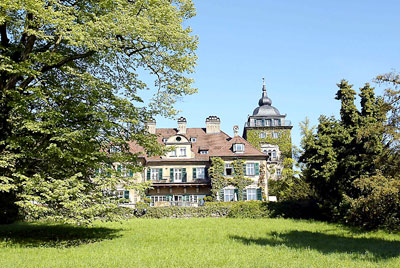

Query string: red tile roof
129 128 265 162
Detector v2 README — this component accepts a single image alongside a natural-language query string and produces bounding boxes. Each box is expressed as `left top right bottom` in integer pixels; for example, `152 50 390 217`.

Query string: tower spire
258 77 272 106
262 77 266 92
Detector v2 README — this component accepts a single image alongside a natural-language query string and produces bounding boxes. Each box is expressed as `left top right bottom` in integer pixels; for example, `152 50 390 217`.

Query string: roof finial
262 77 266 92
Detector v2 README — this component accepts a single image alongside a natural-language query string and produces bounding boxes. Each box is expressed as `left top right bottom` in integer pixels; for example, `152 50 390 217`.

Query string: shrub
267 199 323 220
142 206 230 218
345 174 400 230
227 201 269 218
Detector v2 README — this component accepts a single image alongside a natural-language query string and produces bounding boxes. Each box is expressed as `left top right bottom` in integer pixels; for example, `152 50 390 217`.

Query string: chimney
145 118 156 134
177 117 187 134
233 125 239 137
206 116 221 134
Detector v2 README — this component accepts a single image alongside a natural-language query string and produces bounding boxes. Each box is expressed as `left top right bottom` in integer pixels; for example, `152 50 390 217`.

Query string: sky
151 0 400 148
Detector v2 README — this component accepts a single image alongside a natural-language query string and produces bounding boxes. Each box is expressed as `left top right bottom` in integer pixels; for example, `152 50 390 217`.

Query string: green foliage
246 128 292 159
267 199 323 220
140 206 230 218
0 0 197 223
208 157 226 201
300 80 387 219
230 159 253 201
345 174 400 230
226 201 269 218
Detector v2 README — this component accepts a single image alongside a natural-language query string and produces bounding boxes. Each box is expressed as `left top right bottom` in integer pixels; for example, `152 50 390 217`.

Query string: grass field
1 218 400 268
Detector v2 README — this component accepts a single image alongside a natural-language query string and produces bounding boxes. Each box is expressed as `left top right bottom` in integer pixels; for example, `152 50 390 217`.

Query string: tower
243 79 292 176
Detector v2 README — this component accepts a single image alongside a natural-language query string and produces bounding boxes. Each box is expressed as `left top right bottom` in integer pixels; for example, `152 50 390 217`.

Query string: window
246 163 255 176
224 189 235 202
247 188 257 200
266 119 271 126
225 163 233 176
191 137 197 143
162 138 167 143
110 146 121 153
196 168 205 179
169 149 176 157
272 132 279 138
200 150 208 154
174 168 183 182
275 119 281 126
233 143 244 152
259 132 266 138
276 169 281 176
256 119 263 126
179 147 186 157
272 150 277 159
150 168 159 180
176 136 182 142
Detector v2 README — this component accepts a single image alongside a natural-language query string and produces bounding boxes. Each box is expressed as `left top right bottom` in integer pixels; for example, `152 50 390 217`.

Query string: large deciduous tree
0 0 197 223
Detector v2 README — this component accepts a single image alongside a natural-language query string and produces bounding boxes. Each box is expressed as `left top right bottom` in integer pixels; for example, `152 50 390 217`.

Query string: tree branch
0 23 9 47
19 50 95 89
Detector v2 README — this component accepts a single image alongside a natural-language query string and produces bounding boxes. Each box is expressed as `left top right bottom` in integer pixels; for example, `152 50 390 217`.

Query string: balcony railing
150 201 200 207
244 120 292 128
150 178 209 184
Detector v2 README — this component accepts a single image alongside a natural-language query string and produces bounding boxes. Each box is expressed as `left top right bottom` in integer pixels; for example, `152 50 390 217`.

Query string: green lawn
1 218 400 268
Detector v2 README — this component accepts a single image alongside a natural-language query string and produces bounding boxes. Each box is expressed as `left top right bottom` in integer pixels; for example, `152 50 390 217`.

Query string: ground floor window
224 189 235 202
247 188 257 200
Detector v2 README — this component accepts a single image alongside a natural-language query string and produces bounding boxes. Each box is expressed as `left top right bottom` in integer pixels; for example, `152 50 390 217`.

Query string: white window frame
225 163 233 176
247 188 257 200
276 169 281 176
150 168 159 180
200 150 208 154
259 132 266 138
272 132 279 138
246 163 255 176
174 168 183 182
233 143 244 152
224 189 234 202
179 147 187 157
272 150 277 159
196 168 205 179
170 149 176 157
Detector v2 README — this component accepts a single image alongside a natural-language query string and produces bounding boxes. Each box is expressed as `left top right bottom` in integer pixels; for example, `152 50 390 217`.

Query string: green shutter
234 189 238 201
170 168 174 182
257 188 262 201
193 168 197 179
147 168 151 180
243 189 247 201
243 164 247 176
129 169 133 177
159 168 163 180
182 168 187 182
255 163 260 175
117 165 121 172
219 189 224 202
124 190 130 199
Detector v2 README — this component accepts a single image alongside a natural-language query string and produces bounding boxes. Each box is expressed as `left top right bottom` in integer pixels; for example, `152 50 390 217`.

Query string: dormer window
233 143 245 152
176 136 182 142
199 150 208 155
190 137 197 143
162 138 167 143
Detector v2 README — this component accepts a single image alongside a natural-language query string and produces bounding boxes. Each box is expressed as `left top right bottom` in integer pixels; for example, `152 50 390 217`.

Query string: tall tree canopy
0 0 197 223
299 80 387 218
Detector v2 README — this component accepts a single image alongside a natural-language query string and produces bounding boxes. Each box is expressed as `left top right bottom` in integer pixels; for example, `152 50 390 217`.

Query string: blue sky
152 0 400 148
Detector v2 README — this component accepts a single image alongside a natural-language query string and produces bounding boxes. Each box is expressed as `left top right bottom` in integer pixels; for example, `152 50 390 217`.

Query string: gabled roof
129 128 265 162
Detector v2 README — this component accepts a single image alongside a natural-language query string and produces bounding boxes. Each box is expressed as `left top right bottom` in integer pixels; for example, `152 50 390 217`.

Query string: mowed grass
1 218 400 268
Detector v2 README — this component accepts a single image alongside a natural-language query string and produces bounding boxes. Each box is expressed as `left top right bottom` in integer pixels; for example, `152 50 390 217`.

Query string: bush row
127 200 320 219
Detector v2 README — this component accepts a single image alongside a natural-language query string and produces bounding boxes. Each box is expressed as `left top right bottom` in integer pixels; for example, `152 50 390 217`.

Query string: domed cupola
252 79 281 117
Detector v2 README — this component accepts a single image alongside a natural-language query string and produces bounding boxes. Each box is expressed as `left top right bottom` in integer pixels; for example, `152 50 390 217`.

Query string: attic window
191 137 197 143
199 150 208 155
176 137 182 142
162 138 167 143
233 143 245 152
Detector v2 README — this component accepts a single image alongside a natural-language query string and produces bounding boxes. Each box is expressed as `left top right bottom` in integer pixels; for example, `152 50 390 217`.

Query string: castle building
243 79 293 178
123 116 268 206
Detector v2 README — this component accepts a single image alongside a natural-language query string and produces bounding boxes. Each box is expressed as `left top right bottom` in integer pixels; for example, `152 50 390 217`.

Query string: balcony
150 178 210 186
245 120 292 128
150 201 200 207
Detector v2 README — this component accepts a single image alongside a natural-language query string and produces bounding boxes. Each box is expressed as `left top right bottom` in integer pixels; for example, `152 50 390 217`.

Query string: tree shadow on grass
230 231 400 261
0 222 122 248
